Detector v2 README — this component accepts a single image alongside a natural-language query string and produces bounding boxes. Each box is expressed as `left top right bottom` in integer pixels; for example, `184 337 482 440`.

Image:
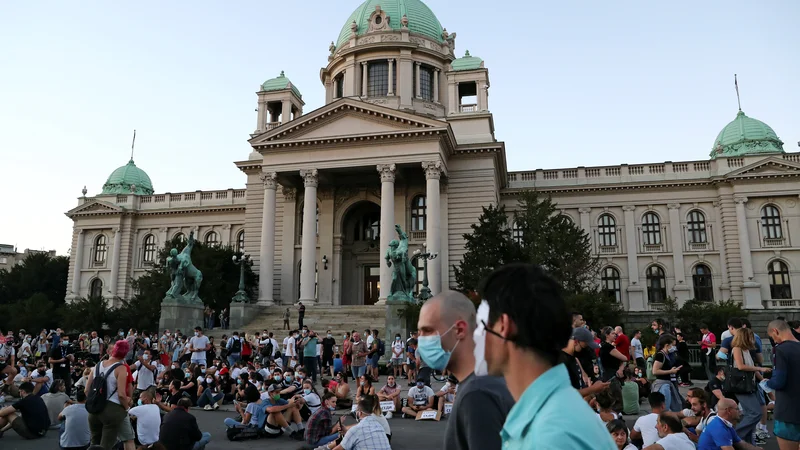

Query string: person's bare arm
643 444 664 450
116 367 130 409
610 348 627 361
732 348 769 373
426 395 434 409
630 429 642 441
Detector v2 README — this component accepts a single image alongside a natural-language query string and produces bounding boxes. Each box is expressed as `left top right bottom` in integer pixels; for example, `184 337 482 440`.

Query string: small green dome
101 159 154 196
710 110 784 159
261 71 302 99
335 0 444 49
451 50 483 71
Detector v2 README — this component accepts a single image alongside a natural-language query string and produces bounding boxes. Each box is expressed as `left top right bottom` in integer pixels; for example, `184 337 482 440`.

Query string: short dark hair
789 320 800 329
727 317 743 329
740 318 752 328
633 329 641 335
177 397 193 409
648 391 666 408
194 326 202 332
76 389 87 402
479 263 571 366
655 334 676 351
19 381 34 394
658 411 683 433
699 323 709 330
322 392 336 402
606 419 628 436
357 394 378 415
170 380 182 391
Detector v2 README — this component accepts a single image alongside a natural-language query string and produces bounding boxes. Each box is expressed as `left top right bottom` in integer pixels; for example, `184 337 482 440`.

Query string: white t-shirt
134 360 158 390
366 335 375 348
392 340 404 359
282 336 290 352
696 412 718 433
316 343 322 357
231 367 243 380
303 392 322 413
408 386 434 407
0 344 15 361
128 404 161 445
286 336 296 357
439 383 456 403
720 330 732 342
189 335 210 360
630 337 644 359
90 338 102 354
270 338 279 356
633 413 660 446
655 432 695 450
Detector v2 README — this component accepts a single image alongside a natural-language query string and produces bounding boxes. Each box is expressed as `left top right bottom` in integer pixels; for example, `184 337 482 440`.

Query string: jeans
311 432 340 447
352 365 366 380
224 418 243 427
736 393 762 444
657 383 680 412
197 390 224 408
304 356 318 383
191 358 206 367
702 352 716 381
227 353 240 368
192 431 212 450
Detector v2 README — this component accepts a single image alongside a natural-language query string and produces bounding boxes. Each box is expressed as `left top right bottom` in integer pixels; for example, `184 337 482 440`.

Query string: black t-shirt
704 377 733 409
14 395 50 433
559 351 586 390
654 351 675 381
445 374 515 450
677 341 690 360
599 342 619 379
200 379 218 393
574 348 596 382
50 345 71 375
167 392 183 406
219 376 236 395
322 337 335 355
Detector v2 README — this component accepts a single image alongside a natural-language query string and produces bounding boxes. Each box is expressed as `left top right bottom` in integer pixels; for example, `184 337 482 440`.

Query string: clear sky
1 1 798 254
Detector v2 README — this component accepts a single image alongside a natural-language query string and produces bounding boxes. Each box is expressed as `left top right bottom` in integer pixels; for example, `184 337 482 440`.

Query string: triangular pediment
65 199 123 217
725 156 800 179
249 98 448 146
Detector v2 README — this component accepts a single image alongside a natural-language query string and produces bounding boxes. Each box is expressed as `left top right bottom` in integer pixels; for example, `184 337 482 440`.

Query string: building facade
0 244 57 272
65 0 800 311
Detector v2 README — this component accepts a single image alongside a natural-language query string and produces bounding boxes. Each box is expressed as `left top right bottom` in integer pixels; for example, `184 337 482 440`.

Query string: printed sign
444 403 453 415
415 409 441 421
380 401 395 412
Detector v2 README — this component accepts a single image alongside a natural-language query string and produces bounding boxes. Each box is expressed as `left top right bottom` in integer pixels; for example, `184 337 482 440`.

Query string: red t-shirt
593 338 602 357
614 334 631 360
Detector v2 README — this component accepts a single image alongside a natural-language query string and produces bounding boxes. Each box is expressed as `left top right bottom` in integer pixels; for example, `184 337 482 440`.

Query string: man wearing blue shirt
478 263 616 450
697 398 761 450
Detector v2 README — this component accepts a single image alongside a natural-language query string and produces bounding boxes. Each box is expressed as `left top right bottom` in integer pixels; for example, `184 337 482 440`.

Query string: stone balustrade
110 189 247 210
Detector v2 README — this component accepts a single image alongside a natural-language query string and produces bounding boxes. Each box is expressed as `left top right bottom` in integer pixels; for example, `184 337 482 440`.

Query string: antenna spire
130 129 137 161
734 74 742 112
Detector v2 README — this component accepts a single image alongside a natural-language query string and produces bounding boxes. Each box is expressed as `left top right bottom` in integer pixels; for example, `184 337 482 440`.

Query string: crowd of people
0 262 799 450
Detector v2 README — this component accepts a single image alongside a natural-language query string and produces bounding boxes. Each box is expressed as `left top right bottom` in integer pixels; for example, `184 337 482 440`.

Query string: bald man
417 291 514 450
765 319 800 448
697 397 763 450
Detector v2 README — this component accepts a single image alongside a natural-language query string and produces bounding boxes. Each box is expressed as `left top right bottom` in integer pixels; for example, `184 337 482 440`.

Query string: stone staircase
206 305 389 341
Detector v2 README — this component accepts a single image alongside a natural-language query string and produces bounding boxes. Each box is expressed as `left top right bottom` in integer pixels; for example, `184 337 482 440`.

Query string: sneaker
384 412 393 419
213 402 220 410
203 405 212 411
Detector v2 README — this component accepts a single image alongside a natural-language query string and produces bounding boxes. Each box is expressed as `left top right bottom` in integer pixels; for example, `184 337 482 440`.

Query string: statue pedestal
159 301 205 333
229 303 268 330
385 300 412 346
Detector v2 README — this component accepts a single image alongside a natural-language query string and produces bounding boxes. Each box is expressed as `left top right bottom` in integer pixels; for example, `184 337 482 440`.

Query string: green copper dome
261 71 302 99
451 50 483 71
101 159 154 196
710 110 784 159
335 0 444 49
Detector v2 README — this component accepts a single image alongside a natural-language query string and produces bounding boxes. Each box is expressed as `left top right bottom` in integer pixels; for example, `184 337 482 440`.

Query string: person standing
599 327 627 413
297 302 305 330
478 263 616 449
85 340 130 449
49 333 74 397
699 324 717 381
89 331 104 363
613 326 630 366
730 328 770 445
188 327 210 367
350 333 368 380
418 290 514 450
301 330 319 384
321 331 335 375
283 308 291 331
765 319 800 449
630 330 645 370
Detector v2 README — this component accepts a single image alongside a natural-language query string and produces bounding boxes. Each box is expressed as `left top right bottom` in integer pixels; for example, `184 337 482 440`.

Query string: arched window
355 212 380 241
204 231 219 247
761 205 783 240
687 210 707 243
511 221 523 244
173 232 186 243
90 278 103 298
768 260 792 299
143 234 157 263
299 205 320 236
600 267 621 302
598 214 617 247
93 235 107 264
646 265 667 303
642 212 662 246
692 264 714 301
236 231 245 253
411 195 427 231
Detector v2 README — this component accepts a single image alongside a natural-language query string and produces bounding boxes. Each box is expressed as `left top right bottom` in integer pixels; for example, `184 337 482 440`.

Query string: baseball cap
572 327 600 349
219 367 229 376
267 384 280 393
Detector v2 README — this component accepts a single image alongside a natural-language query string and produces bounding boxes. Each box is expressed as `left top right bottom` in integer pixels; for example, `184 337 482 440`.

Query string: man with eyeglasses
697 398 763 450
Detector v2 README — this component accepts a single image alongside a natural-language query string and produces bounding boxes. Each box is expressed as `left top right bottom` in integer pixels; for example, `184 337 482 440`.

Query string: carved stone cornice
733 196 749 205
422 160 443 180
667 203 681 210
622 205 636 212
377 164 396 183
260 171 278 190
578 207 591 215
282 187 297 201
300 169 319 188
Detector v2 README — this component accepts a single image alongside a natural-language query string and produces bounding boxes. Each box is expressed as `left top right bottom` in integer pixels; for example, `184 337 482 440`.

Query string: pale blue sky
1 1 798 254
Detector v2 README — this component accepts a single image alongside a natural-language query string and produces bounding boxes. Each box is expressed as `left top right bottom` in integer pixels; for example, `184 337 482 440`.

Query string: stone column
387 59 394 96
578 208 592 236
281 101 292 123
256 100 266 132
158 227 168 249
423 161 443 294
299 169 319 303
415 62 422 98
361 62 368 97
622 206 645 311
109 228 122 299
220 224 232 247
433 68 440 102
377 164 396 303
258 172 278 305
734 196 763 309
668 203 690 303
71 229 85 299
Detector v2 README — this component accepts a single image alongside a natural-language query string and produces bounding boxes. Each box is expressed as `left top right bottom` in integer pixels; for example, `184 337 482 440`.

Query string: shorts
368 355 380 368
774 420 800 442
264 418 284 437
117 416 135 442
391 358 403 367
12 415 46 439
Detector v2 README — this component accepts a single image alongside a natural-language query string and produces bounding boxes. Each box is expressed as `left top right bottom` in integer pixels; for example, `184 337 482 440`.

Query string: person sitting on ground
631 392 667 447
697 397 762 450
262 383 304 439
633 365 651 399
59 389 91 450
644 411 695 450
216 367 236 405
223 383 264 431
321 373 351 409
196 371 223 411
155 379 182 413
0 381 49 440
24 361 52 397
607 419 638 450
128 387 162 447
159 397 211 450
355 374 375 405
704 366 728 411
294 378 322 422
595 388 620 424
621 368 640 415
686 390 716 443
279 370 300 399
435 378 457 417
304 392 342 448
377 375 402 418
41 378 72 429
366 394 391 441
401 377 434 418
326 395 391 450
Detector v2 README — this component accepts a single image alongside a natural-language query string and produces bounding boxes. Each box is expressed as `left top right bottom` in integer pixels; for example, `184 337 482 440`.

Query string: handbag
722 349 756 395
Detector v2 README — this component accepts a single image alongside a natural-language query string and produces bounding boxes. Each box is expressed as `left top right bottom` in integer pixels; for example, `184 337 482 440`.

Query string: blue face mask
137 399 143 406
417 324 459 371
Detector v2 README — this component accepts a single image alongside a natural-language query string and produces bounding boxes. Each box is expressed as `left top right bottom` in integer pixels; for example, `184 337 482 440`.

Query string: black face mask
38 369 46 375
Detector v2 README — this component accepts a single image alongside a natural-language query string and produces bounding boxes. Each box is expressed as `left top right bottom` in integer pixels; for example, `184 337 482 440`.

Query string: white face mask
473 300 490 376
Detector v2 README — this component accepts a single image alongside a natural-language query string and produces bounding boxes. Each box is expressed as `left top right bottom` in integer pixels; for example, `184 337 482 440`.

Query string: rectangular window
335 74 344 99
419 66 434 101
368 62 388 97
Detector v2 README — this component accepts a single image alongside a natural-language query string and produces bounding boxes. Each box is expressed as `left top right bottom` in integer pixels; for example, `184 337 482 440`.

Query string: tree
61 295 115 333
4 293 60 332
0 252 68 306
676 299 748 341
454 204 517 294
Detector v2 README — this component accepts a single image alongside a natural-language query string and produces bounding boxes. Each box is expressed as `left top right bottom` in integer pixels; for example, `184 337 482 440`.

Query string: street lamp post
232 254 251 303
413 243 438 302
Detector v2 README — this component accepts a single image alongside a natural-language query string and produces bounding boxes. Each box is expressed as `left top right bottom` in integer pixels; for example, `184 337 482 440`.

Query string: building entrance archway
339 201 381 305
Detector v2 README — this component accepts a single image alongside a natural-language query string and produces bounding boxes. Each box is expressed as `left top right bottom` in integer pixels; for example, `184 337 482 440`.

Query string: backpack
230 337 242 354
261 341 273 357
86 362 122 414
377 339 385 357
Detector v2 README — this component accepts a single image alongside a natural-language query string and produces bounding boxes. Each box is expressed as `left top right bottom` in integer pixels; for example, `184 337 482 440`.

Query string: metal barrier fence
685 343 773 367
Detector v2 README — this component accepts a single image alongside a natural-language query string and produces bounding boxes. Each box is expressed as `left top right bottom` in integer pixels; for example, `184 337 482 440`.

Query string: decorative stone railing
130 189 247 210
459 104 477 113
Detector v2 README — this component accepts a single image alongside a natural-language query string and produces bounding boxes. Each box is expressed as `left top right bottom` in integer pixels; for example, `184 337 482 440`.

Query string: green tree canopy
0 252 68 306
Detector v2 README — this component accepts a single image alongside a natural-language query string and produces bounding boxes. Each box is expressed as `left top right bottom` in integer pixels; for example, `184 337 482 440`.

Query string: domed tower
254 71 305 135
99 158 154 196
710 110 784 159
320 0 488 118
